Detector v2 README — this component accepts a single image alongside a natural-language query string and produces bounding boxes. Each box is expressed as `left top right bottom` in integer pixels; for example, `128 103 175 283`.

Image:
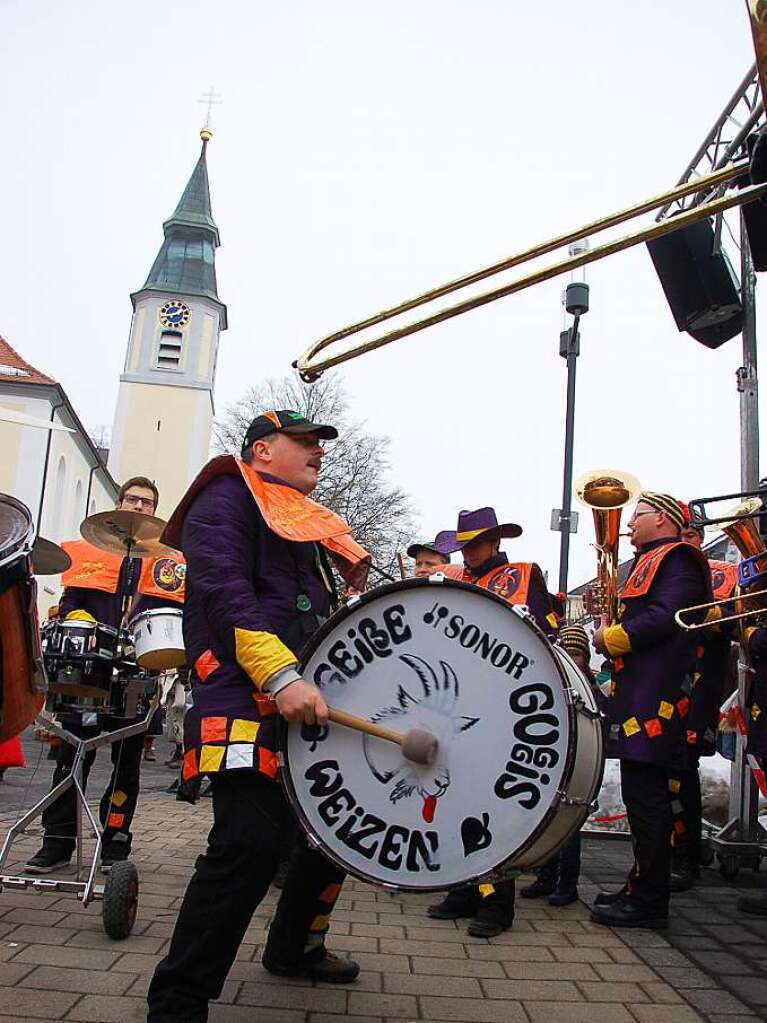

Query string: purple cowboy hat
434 507 523 555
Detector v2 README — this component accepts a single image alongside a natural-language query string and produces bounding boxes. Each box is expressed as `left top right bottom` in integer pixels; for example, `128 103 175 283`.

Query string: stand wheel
718 854 740 880
102 861 139 940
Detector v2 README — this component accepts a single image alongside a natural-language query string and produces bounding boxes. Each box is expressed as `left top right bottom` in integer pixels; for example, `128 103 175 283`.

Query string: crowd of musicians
9 406 767 1023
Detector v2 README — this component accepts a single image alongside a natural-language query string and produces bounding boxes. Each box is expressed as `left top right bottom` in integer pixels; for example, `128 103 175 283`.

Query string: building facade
0 338 117 616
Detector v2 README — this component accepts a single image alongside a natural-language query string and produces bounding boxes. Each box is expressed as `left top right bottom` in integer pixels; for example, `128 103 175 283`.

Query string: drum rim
0 492 34 571
132 608 184 621
280 576 580 892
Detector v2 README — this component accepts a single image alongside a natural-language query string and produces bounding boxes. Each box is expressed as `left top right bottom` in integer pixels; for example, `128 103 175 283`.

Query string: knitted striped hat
638 491 685 531
558 624 591 659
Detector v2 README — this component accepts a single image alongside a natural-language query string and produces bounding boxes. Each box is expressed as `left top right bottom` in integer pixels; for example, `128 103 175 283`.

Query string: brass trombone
675 497 767 631
296 160 767 381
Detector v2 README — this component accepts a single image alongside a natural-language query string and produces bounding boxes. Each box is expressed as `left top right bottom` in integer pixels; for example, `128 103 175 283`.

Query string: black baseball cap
406 540 449 560
242 410 338 452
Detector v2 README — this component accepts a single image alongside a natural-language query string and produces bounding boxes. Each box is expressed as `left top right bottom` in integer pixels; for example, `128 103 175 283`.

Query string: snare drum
282 578 604 892
0 494 46 740
132 609 185 670
42 619 120 719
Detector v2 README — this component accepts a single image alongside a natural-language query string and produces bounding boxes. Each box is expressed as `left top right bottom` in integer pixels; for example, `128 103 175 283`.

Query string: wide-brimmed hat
434 507 522 555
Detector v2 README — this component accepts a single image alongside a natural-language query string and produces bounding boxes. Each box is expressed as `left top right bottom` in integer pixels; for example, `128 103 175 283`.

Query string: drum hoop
0 493 34 573
280 576 580 891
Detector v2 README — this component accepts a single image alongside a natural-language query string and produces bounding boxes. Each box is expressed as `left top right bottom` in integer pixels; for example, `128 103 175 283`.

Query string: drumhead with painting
282 578 575 891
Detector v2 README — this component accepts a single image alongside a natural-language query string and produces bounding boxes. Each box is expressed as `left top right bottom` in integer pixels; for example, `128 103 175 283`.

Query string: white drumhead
283 579 574 891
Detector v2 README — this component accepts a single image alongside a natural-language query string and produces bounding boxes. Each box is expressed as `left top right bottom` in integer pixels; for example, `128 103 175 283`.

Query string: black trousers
620 758 672 911
147 769 346 1023
41 721 143 855
669 755 702 870
538 830 582 891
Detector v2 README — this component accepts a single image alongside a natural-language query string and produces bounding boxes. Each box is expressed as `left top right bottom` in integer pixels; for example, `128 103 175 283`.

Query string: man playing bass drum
592 492 711 929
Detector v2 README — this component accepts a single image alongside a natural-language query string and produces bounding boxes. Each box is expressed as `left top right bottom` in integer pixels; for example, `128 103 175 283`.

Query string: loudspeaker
646 218 742 349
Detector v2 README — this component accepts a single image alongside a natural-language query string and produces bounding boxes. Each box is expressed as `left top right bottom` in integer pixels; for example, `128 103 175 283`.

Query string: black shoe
591 898 668 929
670 868 698 893
101 844 130 873
272 859 291 890
549 888 579 907
738 894 767 916
24 847 72 874
467 902 514 938
262 950 360 983
428 890 480 920
520 878 556 899
593 887 627 908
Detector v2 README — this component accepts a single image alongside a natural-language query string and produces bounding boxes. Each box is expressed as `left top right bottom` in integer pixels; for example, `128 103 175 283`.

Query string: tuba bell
574 469 641 626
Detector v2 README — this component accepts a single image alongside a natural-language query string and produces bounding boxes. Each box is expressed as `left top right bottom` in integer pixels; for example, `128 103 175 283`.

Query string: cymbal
32 537 72 575
80 510 171 557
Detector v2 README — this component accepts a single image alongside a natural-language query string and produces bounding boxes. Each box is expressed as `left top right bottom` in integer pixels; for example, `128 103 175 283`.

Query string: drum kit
0 495 186 939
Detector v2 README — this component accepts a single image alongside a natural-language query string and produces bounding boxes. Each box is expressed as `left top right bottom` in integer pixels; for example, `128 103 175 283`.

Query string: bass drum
282 578 604 892
0 494 46 741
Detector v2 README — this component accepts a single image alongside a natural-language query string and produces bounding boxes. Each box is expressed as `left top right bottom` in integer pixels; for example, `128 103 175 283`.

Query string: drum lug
429 573 447 583
556 792 599 811
511 604 535 624
568 690 603 721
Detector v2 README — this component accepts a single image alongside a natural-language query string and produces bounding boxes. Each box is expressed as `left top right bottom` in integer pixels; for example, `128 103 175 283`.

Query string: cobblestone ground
0 785 765 1023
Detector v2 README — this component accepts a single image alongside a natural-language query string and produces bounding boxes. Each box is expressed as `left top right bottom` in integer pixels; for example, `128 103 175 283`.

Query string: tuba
574 470 641 626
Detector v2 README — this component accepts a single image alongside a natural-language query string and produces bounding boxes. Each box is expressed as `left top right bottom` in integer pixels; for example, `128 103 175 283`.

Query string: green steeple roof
133 138 227 325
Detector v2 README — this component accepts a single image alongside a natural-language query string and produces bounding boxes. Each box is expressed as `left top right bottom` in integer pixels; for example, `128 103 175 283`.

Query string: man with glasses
25 476 186 875
147 410 371 1023
590 492 711 928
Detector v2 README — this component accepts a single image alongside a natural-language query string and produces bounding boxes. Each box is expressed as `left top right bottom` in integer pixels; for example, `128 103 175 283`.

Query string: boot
428 887 481 920
143 737 156 761
520 877 556 899
467 900 514 937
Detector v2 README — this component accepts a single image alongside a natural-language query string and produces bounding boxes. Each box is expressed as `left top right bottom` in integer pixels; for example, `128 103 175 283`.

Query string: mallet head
400 728 439 766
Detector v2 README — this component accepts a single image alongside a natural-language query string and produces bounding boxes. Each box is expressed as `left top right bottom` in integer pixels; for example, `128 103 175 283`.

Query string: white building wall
0 385 116 619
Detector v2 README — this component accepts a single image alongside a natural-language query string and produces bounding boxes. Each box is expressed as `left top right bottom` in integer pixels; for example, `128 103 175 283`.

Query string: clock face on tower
158 301 191 329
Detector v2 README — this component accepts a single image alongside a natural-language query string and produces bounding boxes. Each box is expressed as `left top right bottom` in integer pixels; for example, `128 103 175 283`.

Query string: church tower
108 128 227 517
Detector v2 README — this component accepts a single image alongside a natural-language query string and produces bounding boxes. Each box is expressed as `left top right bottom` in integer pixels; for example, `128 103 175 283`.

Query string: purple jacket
179 472 334 780
607 538 711 768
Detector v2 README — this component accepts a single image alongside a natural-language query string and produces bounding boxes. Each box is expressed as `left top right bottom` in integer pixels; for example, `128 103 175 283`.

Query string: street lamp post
557 280 590 594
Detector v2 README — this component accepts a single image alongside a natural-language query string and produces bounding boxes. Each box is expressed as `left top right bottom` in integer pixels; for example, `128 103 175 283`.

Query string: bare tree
214 374 418 577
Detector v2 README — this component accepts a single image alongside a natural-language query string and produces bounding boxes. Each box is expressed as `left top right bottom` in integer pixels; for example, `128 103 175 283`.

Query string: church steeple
133 132 226 324
109 129 228 516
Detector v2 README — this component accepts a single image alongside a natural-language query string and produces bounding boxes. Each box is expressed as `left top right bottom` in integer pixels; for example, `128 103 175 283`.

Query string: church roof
133 137 227 324
0 336 56 385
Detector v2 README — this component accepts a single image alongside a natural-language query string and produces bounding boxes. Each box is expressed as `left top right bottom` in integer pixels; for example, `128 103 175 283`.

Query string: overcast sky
1 1 763 588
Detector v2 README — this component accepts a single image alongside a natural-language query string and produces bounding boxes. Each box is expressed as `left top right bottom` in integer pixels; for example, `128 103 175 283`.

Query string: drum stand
707 659 767 879
0 702 156 939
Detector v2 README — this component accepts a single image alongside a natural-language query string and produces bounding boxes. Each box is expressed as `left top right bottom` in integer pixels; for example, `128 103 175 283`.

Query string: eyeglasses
123 494 156 510
630 510 659 519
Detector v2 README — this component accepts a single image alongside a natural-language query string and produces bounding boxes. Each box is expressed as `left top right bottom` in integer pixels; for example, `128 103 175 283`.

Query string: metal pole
739 211 759 493
558 318 580 593
730 210 760 846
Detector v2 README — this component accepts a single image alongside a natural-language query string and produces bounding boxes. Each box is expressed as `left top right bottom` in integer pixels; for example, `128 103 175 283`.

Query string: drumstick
326 707 438 766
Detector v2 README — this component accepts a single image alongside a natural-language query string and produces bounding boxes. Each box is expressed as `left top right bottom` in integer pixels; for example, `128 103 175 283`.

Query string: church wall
108 379 213 518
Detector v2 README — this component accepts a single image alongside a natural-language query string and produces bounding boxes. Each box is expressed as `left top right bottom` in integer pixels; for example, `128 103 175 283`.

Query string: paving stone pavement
0 787 765 1022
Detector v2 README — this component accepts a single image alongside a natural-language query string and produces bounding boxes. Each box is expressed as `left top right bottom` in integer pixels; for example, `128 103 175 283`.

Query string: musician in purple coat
147 411 370 1023
591 492 710 929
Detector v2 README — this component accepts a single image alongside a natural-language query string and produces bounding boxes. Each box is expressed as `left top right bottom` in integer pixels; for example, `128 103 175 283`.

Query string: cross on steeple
198 86 222 143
